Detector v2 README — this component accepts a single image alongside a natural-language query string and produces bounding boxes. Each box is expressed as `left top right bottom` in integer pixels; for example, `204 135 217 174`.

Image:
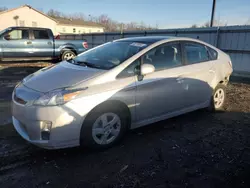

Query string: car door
135 42 192 123
2 28 33 58
31 29 54 58
179 41 215 107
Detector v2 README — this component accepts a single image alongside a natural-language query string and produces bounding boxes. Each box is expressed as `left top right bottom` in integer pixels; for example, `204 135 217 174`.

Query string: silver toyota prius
12 36 233 149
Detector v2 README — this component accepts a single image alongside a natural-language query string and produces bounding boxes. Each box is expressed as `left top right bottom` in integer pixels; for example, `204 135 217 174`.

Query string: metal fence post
104 33 107 43
216 27 220 48
90 34 93 48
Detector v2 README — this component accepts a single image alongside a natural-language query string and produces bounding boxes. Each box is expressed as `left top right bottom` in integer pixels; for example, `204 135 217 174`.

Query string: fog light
40 121 52 140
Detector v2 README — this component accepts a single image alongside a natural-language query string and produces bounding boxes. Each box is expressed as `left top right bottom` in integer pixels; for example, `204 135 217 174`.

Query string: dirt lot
1 63 250 188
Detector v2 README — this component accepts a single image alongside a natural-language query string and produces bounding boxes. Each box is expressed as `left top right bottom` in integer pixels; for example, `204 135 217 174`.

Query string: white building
0 5 104 35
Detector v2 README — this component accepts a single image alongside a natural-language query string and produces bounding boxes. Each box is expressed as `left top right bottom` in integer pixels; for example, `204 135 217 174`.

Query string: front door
31 29 54 58
2 28 33 58
135 42 190 123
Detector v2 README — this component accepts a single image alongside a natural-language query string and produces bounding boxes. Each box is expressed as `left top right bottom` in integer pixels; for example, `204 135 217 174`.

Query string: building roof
55 17 104 28
0 5 58 22
0 5 104 28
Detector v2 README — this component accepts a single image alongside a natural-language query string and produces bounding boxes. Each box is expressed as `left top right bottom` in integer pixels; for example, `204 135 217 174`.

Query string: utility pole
210 0 216 27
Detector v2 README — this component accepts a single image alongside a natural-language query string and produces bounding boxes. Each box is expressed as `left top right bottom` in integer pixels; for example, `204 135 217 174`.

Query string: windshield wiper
74 61 103 69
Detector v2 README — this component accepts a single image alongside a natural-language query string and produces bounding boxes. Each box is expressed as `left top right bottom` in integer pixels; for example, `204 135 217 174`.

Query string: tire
209 84 227 111
61 50 76 61
80 105 129 149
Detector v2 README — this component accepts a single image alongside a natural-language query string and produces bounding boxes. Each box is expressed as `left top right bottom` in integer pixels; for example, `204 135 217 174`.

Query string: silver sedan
12 36 233 149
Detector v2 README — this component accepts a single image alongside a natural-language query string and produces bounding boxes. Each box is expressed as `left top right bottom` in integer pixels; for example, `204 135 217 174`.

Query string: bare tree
191 24 198 28
0 7 7 12
13 15 19 26
46 9 157 32
246 18 250 25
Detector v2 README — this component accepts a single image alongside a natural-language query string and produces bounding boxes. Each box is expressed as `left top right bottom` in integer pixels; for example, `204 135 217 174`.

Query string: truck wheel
61 50 76 61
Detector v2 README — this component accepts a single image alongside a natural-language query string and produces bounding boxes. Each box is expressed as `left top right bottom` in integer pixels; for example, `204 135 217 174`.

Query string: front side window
5 29 29 40
33 30 49 39
73 41 150 70
184 42 209 64
117 59 140 79
142 42 182 71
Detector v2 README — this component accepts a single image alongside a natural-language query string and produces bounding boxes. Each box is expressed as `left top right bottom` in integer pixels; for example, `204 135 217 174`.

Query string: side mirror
4 34 10 40
141 64 155 75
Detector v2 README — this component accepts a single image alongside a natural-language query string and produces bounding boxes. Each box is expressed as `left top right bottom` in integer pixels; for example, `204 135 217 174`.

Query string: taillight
83 42 88 49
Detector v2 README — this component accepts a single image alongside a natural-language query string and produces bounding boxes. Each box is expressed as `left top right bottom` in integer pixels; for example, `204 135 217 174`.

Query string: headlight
33 88 87 106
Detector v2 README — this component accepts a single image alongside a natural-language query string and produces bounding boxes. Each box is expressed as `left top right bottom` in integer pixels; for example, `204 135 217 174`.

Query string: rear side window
207 47 218 60
33 30 49 39
184 42 209 64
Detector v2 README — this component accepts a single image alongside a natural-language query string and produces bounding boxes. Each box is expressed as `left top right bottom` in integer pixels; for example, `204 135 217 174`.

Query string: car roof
116 36 176 43
7 26 50 30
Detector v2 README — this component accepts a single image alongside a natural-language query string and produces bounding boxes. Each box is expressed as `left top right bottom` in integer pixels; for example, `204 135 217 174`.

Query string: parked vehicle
0 27 88 61
12 36 233 149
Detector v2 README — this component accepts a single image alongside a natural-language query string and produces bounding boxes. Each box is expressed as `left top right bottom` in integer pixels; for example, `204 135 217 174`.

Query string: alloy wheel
214 88 225 109
92 113 121 145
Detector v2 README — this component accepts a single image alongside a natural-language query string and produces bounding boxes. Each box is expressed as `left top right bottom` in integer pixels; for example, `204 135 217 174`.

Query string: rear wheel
209 84 226 111
80 105 129 149
61 50 76 61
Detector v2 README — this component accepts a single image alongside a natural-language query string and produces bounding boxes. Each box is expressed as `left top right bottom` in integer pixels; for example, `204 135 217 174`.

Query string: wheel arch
82 99 132 129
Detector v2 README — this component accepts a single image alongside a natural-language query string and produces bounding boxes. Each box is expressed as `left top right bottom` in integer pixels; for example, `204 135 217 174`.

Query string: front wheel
80 106 128 149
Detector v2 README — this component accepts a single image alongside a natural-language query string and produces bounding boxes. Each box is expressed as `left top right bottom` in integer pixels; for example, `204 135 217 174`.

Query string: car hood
23 61 105 93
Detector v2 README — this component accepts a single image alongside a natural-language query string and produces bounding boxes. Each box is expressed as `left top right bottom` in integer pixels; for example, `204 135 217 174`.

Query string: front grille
14 94 27 105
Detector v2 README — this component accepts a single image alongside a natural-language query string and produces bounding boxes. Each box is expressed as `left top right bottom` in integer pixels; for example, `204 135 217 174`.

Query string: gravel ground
0 63 250 188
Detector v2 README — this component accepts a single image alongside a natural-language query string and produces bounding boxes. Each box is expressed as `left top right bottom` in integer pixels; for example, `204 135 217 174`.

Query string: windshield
73 41 150 70
0 28 9 36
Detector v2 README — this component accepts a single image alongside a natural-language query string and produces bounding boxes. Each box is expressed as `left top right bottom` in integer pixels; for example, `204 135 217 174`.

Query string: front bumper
12 99 83 149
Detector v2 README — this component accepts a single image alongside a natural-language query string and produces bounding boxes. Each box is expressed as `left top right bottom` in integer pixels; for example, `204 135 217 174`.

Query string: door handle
176 77 185 83
176 77 185 81
209 69 215 73
25 41 32 45
47 41 52 45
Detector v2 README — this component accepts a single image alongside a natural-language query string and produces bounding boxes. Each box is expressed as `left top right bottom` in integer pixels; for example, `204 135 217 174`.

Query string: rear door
30 29 54 58
179 41 215 107
2 28 33 58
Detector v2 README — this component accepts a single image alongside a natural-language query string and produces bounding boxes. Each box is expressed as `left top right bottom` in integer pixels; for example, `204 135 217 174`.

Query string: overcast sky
1 0 250 28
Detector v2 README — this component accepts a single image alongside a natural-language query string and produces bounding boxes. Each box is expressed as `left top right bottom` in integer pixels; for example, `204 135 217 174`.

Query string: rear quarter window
207 47 218 60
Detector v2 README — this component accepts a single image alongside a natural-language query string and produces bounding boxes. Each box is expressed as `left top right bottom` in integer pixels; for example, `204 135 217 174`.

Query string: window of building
32 21 37 27
19 20 25 26
73 28 76 33
6 29 29 40
184 42 209 64
62 27 66 33
33 30 49 39
142 42 182 72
